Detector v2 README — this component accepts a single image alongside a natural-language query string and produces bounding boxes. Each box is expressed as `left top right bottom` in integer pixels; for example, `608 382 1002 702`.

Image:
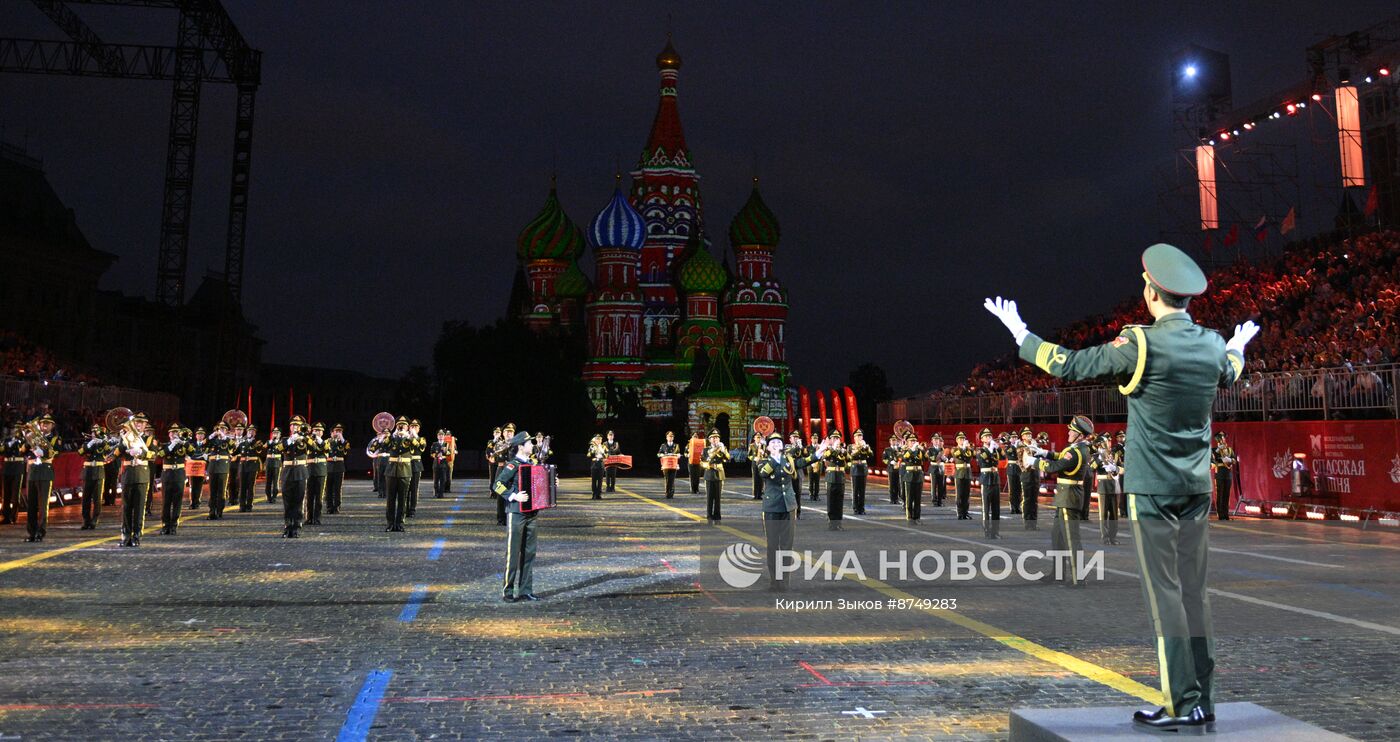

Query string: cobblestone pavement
0 475 1397 740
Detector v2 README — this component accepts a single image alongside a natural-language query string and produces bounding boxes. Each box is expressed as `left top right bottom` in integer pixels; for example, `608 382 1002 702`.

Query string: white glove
983 296 1029 344
1226 321 1260 356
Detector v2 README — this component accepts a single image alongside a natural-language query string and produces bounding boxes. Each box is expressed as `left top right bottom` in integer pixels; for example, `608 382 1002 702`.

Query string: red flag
830 390 846 439
1280 207 1297 235
1364 184 1379 217
816 392 829 439
1222 223 1240 246
1202 231 1214 255
843 387 860 435
798 386 812 442
1253 216 1268 243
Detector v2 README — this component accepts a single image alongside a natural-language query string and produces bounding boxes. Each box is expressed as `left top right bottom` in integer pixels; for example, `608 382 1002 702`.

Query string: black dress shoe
24 536 37 542
1132 706 1214 734
518 594 540 601
501 594 517 603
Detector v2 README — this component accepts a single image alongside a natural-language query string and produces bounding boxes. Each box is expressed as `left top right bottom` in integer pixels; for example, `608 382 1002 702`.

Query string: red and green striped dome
517 187 585 261
678 241 729 294
555 258 590 298
728 182 780 246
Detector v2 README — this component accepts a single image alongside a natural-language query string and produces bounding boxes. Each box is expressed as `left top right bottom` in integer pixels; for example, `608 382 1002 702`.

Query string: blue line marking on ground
398 584 429 622
427 538 446 561
336 668 392 742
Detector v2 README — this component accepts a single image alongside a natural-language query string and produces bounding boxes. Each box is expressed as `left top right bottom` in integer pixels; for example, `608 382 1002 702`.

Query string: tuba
103 407 133 434
222 409 248 430
371 412 395 435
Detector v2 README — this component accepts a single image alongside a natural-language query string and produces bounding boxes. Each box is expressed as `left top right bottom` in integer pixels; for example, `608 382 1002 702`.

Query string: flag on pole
1280 207 1297 235
1202 230 1214 255
1253 215 1268 243
1222 223 1240 246
1364 184 1379 217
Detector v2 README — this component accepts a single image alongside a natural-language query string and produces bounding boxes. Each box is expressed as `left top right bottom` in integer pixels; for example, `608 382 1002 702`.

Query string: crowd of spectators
946 230 1400 411
0 330 99 383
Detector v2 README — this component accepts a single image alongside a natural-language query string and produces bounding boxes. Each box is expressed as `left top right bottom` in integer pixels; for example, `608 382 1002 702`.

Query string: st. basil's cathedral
509 37 790 445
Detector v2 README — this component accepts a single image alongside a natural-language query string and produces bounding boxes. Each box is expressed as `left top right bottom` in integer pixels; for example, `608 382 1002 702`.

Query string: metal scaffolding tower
0 0 262 305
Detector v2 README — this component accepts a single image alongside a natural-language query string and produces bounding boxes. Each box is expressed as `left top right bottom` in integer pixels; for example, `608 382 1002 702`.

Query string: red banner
830 389 846 439
874 419 1400 513
843 387 860 436
817 393 829 439
798 386 812 442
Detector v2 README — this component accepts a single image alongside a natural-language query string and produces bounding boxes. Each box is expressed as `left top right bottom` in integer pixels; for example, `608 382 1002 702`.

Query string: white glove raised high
983 296 1029 344
1226 320 1260 355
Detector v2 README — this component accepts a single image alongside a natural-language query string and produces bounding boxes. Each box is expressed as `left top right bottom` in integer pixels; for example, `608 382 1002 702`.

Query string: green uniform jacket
848 443 872 476
328 438 350 473
161 439 192 470
758 453 821 513
27 434 62 481
701 445 729 481
205 435 234 475
950 446 974 481
385 433 414 479
1018 311 1244 495
119 434 158 484
1039 440 1089 509
82 436 116 464
492 458 535 515
974 446 1004 483
307 437 328 477
281 435 310 482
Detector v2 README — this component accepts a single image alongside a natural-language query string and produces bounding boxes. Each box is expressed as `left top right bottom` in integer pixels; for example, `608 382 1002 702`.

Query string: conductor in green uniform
756 432 828 591
985 242 1258 733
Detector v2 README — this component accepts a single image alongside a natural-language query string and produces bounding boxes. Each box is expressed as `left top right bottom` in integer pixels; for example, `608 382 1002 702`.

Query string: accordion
519 463 557 513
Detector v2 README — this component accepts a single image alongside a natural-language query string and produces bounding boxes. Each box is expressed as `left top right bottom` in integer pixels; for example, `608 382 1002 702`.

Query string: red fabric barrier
876 419 1400 513
53 452 85 490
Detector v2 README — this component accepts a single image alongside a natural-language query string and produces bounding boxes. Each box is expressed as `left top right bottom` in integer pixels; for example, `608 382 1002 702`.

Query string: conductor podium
519 463 557 513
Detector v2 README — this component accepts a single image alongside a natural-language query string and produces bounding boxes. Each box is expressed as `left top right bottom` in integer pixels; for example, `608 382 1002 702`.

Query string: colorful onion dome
728 180 780 246
555 258 590 298
588 184 646 250
678 240 729 295
656 37 682 70
517 187 585 261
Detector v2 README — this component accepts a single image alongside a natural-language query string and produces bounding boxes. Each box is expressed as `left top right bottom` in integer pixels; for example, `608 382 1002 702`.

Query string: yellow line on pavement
1213 520 1400 552
616 485 1162 705
0 514 200 574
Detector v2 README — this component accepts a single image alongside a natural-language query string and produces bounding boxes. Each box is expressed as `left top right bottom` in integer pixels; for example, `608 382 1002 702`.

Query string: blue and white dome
588 187 646 250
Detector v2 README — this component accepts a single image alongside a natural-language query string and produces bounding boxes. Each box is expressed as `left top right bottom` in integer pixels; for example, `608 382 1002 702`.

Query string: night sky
3 1 1393 396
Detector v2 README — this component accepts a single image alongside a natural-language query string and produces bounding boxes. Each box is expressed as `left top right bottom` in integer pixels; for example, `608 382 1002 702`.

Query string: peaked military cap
394 416 409 427
1021 426 1034 436
90 423 103 432
955 431 967 440
1069 414 1094 436
1142 243 1207 297
708 430 721 439
979 427 993 437
830 430 843 439
289 415 307 426
765 432 784 444
268 427 278 434
131 412 150 423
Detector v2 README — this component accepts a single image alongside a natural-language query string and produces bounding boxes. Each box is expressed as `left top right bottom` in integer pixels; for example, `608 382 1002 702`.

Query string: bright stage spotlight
1184 64 1198 78
1311 92 1322 101
1285 103 1297 115
1380 67 1390 76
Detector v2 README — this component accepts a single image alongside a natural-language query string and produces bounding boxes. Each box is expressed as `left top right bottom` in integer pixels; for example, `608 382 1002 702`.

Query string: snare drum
660 454 680 471
185 459 207 477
